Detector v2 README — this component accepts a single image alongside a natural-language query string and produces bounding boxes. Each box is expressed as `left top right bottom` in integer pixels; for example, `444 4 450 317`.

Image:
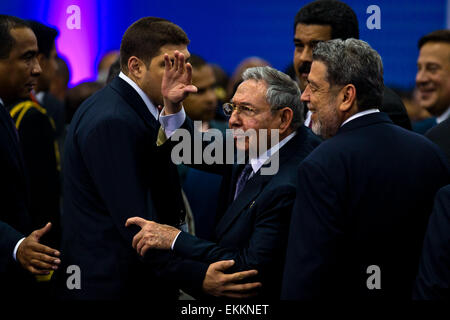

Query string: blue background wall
1 0 447 89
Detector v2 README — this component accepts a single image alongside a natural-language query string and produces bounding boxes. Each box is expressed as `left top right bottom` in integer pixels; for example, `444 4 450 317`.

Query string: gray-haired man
126 53 321 299
282 39 450 300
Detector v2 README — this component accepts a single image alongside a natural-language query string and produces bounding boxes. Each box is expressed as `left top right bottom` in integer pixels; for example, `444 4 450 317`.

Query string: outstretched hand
202 260 262 298
16 222 61 275
161 50 197 114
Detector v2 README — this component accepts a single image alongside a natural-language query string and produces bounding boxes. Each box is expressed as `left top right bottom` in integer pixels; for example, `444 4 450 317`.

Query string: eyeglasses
223 102 285 117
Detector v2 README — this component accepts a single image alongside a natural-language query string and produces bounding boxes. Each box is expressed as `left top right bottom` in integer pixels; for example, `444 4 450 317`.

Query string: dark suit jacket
173 126 321 299
7 101 61 248
0 103 33 296
60 77 206 300
282 112 450 300
426 117 450 165
413 184 450 300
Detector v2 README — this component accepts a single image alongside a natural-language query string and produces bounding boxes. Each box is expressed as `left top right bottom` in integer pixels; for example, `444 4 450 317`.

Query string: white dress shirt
118 72 186 138
341 108 380 127
437 106 450 124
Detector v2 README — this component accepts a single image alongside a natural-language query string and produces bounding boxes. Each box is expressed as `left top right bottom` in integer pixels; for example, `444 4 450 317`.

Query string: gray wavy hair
242 66 304 130
312 38 384 110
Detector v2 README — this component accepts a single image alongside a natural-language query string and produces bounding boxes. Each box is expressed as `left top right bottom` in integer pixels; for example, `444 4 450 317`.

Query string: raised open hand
161 50 197 114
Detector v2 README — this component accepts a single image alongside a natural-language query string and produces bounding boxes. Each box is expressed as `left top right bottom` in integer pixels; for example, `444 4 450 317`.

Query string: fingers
223 281 262 293
32 222 52 240
30 241 60 257
29 257 59 271
125 217 148 228
211 260 235 272
28 265 51 275
132 230 143 249
225 269 259 282
164 53 171 72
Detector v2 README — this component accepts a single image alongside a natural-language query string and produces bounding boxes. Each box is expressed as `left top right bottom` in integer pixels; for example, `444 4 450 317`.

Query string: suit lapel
214 127 312 240
0 104 26 176
109 77 160 132
215 168 271 240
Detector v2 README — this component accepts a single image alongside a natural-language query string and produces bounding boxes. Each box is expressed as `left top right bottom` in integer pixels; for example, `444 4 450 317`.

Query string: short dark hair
418 29 450 49
120 17 189 72
294 0 359 40
27 20 58 58
189 54 207 69
0 15 30 59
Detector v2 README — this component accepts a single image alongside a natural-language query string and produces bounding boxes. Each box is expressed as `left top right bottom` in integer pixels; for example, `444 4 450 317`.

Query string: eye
241 105 256 115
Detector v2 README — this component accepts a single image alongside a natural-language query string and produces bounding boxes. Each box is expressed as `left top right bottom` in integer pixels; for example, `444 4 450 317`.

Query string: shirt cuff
159 106 186 138
170 231 182 250
13 237 25 261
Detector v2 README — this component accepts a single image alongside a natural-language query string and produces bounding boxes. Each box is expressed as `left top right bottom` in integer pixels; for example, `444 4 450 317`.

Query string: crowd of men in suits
0 0 449 302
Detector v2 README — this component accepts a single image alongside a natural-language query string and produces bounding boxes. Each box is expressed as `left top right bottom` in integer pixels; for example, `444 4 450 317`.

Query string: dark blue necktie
234 164 253 200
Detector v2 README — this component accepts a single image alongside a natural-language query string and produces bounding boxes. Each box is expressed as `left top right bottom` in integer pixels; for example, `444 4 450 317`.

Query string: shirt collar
341 108 380 127
0 97 3 107
437 106 450 124
35 91 45 105
119 72 159 120
249 130 297 174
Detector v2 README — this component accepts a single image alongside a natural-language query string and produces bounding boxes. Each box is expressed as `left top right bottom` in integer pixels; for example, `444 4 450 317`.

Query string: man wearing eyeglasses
126 52 321 299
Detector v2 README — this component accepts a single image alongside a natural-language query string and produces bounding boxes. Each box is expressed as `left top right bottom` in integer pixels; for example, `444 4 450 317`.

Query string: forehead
9 27 38 55
418 42 450 66
309 61 328 84
153 44 189 60
232 80 268 105
294 23 332 42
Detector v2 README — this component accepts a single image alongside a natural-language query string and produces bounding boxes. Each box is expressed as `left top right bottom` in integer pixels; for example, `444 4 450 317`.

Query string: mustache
298 62 311 74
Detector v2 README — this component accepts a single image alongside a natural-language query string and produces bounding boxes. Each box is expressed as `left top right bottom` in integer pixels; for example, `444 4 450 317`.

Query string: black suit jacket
173 126 321 299
282 112 450 300
60 77 206 300
426 116 450 165
0 103 33 296
413 184 450 300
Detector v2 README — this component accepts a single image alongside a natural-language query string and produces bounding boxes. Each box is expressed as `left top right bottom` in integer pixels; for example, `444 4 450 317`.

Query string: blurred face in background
184 64 217 122
416 42 450 116
36 44 57 92
293 23 332 92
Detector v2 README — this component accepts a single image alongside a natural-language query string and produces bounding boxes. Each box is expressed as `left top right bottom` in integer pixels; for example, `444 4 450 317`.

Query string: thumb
125 217 148 228
32 222 52 240
185 85 198 94
212 260 235 272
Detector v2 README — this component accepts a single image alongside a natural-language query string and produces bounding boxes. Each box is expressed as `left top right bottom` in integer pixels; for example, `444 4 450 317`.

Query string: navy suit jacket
173 126 321 299
0 103 32 294
60 77 206 300
282 112 450 300
414 184 450 300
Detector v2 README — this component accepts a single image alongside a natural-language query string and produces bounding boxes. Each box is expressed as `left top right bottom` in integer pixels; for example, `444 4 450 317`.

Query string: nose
301 85 311 102
300 45 313 64
415 67 428 86
228 109 242 128
32 57 42 76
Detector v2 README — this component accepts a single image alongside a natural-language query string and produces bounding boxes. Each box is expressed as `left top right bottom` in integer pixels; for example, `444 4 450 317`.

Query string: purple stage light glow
46 0 99 86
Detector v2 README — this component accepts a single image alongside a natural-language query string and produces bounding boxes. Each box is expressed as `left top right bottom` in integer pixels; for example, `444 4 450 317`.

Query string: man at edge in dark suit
281 38 450 300
0 15 61 299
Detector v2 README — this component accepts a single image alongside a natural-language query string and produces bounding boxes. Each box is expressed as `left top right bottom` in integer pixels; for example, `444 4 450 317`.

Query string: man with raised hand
126 50 320 299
